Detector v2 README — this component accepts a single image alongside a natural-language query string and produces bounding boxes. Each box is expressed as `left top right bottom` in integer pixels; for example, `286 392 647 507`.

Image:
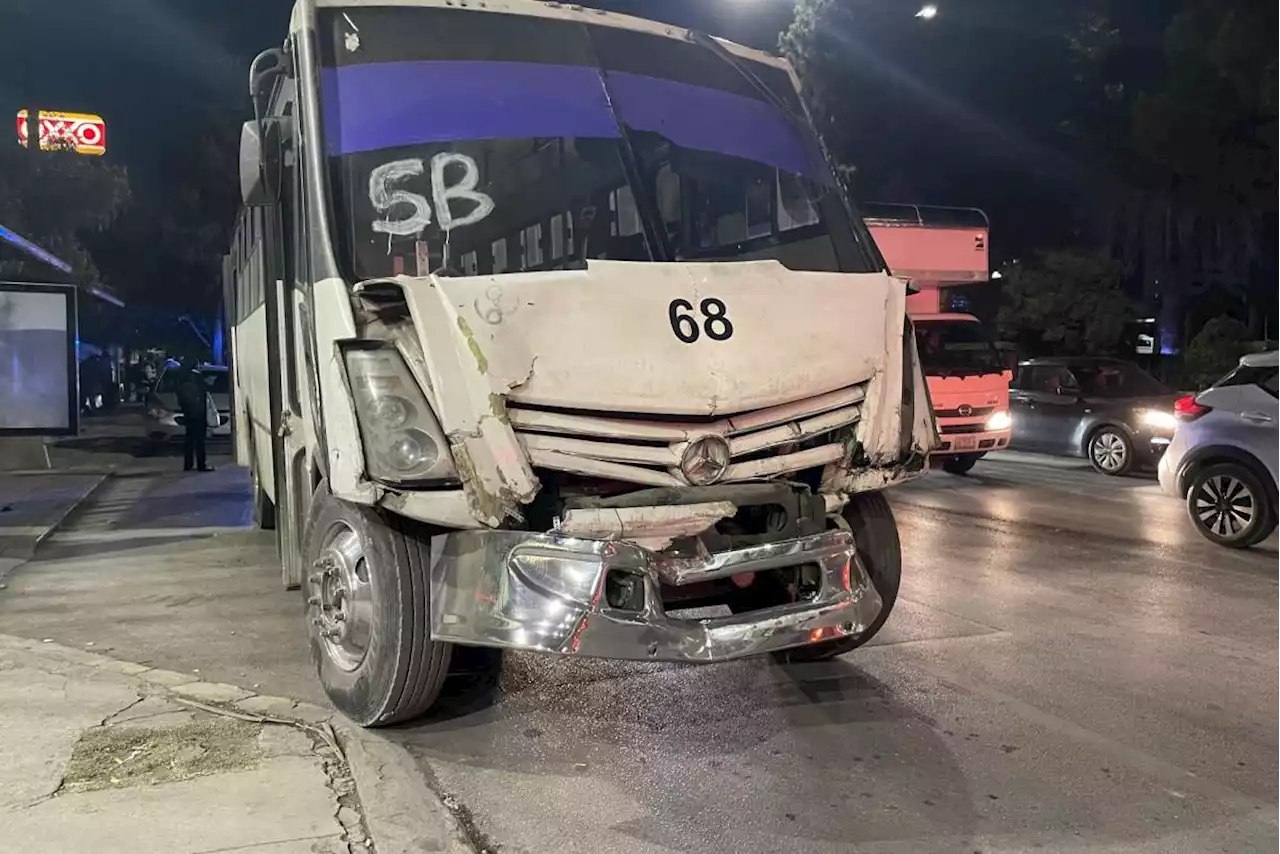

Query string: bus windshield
913 319 1004 378
317 7 869 281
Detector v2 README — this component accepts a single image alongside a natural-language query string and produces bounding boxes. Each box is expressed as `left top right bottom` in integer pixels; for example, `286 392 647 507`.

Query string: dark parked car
1010 358 1180 475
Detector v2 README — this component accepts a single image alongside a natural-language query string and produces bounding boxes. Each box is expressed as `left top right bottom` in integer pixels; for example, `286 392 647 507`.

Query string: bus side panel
231 327 252 468
224 252 254 471
232 219 277 504
241 305 274 500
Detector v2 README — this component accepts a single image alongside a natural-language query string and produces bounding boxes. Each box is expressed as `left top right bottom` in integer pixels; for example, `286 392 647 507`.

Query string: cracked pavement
0 464 472 854
0 636 362 854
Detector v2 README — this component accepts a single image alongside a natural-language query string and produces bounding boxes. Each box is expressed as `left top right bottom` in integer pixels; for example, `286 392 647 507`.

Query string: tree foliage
1180 315 1254 389
781 0 1105 257
997 250 1133 357
0 141 129 283
1105 0 1277 321
91 107 243 316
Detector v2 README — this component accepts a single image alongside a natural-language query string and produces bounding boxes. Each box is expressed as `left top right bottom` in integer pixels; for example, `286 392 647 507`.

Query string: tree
0 140 129 283
91 106 243 318
1108 0 1276 338
781 0 1108 259
1180 315 1253 389
997 250 1133 356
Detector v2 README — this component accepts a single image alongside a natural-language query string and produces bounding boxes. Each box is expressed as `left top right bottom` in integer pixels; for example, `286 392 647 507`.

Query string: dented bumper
428 528 883 663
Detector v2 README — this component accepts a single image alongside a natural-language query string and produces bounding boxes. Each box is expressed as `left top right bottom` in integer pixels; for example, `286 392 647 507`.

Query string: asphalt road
395 454 1278 854
0 450 1274 853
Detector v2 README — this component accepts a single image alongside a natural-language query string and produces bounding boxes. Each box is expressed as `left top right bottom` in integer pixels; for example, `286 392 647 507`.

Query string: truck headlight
343 345 455 484
1139 409 1178 432
985 410 1012 431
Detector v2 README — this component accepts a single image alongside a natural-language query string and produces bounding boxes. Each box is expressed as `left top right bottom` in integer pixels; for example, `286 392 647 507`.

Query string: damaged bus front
229 0 937 726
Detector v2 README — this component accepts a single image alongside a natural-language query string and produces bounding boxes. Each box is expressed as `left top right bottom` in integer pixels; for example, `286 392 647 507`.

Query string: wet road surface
394 454 1277 853
0 452 1274 853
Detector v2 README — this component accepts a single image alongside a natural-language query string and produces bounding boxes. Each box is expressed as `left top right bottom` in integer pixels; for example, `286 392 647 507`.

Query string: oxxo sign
16 110 107 156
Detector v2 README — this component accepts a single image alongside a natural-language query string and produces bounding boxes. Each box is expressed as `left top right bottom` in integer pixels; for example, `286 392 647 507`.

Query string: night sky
5 0 1177 262
3 0 788 189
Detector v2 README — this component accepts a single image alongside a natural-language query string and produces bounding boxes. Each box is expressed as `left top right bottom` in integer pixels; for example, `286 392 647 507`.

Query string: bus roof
861 203 989 229
300 0 790 72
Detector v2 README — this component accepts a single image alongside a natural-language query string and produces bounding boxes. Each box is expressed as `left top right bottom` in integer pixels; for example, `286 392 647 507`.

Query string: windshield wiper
581 25 674 262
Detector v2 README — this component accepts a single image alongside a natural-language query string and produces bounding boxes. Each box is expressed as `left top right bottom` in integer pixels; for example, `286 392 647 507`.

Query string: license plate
952 436 979 451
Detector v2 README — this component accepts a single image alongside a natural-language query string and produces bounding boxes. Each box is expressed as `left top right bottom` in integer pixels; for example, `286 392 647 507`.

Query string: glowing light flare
916 4 939 19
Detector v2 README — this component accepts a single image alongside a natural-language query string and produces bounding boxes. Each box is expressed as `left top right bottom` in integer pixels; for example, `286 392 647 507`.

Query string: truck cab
865 203 1011 474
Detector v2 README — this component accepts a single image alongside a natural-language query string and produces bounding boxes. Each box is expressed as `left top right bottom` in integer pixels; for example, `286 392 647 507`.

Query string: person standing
176 364 214 473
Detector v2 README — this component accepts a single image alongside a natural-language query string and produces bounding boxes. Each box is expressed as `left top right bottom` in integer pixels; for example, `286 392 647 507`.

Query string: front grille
509 384 866 487
934 404 996 419
940 423 987 435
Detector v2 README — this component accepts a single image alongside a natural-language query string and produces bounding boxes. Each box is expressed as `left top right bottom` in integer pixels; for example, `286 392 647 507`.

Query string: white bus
224 0 938 727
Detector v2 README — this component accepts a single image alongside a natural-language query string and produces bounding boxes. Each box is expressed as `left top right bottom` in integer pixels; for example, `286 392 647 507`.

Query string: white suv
1159 351 1278 548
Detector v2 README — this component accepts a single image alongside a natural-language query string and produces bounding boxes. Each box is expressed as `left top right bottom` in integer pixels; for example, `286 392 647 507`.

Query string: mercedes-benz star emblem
680 435 731 485
957 404 973 417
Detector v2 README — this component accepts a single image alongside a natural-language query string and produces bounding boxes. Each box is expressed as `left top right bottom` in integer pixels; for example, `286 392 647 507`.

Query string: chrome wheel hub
1194 475 1255 539
1092 432 1127 472
307 523 373 671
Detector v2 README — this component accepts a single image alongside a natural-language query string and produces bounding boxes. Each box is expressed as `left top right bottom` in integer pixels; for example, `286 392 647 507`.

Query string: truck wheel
776 491 901 663
303 481 452 727
940 454 980 475
252 472 276 531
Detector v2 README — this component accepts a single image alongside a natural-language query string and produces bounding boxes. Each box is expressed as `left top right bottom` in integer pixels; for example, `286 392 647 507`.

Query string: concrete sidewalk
0 634 471 854
0 460 475 853
0 473 106 576
41 408 233 476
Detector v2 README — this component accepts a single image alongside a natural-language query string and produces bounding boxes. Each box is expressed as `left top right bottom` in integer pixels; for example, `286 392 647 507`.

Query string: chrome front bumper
428 529 883 663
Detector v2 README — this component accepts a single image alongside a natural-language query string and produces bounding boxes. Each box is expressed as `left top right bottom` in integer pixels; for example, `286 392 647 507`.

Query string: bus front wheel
774 491 902 662
302 481 452 727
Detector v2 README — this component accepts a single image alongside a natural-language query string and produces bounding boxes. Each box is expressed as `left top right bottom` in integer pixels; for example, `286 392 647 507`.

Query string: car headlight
985 410 1012 431
1139 409 1178 432
343 344 456 484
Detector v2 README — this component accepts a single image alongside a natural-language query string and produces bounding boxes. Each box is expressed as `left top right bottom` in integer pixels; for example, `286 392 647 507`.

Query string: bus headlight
985 410 1012 432
343 345 455 483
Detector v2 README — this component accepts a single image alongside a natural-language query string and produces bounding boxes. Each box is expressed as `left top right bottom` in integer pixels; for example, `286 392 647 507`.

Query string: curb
33 472 111 553
0 472 111 580
0 633 473 854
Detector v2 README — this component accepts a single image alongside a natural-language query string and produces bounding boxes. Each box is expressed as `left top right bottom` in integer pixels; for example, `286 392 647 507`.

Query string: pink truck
865 204 1011 475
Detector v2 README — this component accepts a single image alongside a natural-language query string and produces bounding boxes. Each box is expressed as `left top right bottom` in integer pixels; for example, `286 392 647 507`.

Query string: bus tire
303 480 452 727
774 490 901 663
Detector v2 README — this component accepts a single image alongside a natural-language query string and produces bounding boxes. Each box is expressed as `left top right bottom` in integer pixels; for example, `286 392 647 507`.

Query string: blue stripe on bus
320 60 830 182
320 61 619 154
606 71 830 184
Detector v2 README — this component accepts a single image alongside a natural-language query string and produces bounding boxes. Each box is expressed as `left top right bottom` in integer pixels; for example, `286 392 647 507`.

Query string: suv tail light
1174 394 1211 421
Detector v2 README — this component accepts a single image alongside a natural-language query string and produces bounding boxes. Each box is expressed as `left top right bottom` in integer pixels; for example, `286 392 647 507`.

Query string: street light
915 4 938 19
